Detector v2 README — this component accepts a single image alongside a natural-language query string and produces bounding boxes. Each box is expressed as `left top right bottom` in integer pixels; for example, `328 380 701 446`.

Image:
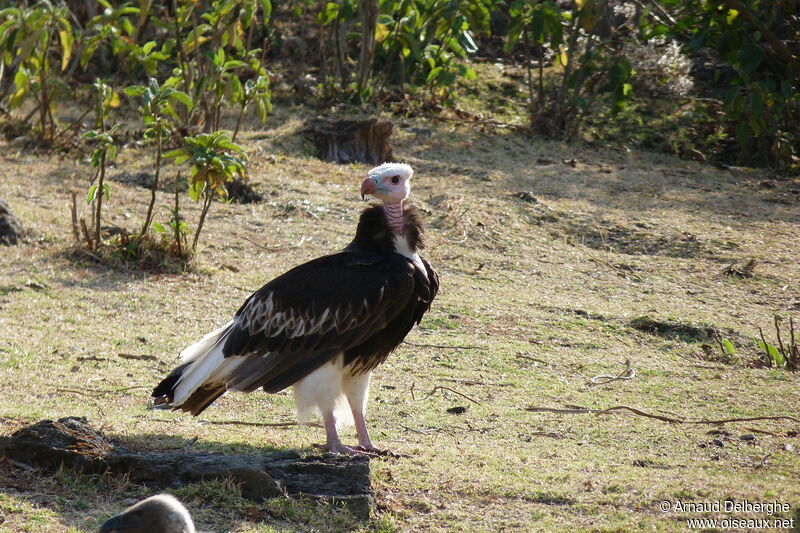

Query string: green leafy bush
164 131 248 252
0 1 74 143
505 0 635 140
642 0 799 166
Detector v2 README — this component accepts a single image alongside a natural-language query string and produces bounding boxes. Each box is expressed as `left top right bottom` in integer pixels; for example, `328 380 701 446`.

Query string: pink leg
352 407 376 451
323 410 370 455
350 402 401 456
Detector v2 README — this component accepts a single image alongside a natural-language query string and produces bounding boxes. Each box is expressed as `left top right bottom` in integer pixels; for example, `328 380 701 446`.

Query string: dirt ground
0 108 799 532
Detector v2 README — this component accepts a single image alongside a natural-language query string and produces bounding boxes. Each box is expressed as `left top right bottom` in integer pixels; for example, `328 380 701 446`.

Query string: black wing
217 250 418 393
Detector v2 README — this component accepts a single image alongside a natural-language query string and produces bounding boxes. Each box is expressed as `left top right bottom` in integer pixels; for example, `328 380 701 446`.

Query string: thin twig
525 404 800 425
444 228 469 244
580 248 644 282
57 385 150 397
77 355 107 362
56 388 96 397
53 105 92 146
80 217 93 247
743 427 777 436
713 332 728 359
403 341 480 350
673 351 725 369
423 385 480 405
588 359 636 386
199 420 322 428
527 431 565 439
232 286 255 293
399 423 441 435
70 192 80 243
441 378 512 387
774 316 785 357
242 235 306 251
429 112 526 132
758 327 771 365
118 353 158 361
516 353 549 365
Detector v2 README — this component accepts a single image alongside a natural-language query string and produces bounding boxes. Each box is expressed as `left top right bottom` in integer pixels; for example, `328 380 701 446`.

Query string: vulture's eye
390 175 400 184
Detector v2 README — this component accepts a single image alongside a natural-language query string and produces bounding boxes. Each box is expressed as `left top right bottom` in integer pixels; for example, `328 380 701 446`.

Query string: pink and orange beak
360 177 377 200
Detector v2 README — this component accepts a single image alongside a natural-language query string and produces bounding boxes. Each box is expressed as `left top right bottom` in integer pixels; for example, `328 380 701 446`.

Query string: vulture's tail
152 321 234 415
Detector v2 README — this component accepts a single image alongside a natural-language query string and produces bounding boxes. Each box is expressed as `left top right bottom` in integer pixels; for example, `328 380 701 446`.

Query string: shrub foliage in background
1 0 796 167
0 0 797 267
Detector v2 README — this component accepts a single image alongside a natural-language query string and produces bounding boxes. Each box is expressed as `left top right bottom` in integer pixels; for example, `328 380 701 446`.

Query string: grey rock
0 200 22 245
0 417 374 518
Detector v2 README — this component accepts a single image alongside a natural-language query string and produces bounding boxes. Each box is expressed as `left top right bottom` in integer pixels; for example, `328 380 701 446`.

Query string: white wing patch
238 289 383 340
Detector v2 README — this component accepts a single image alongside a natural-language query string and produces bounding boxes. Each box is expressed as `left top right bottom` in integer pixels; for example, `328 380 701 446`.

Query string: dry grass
0 105 799 532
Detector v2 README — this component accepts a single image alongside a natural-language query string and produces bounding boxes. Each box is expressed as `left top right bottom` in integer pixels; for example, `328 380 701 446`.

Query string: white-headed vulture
153 163 439 454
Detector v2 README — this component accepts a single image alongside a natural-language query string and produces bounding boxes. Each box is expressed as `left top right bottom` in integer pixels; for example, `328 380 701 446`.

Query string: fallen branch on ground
588 359 635 386
57 385 150 397
423 385 480 405
516 353 549 365
525 404 800 425
200 419 323 429
118 353 157 361
527 431 565 439
441 377 513 387
579 247 644 282
403 341 481 350
399 423 442 435
243 235 306 252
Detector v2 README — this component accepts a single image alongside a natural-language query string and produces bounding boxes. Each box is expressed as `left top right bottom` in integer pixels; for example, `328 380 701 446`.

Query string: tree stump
0 418 374 518
0 200 22 245
301 118 394 165
225 177 263 204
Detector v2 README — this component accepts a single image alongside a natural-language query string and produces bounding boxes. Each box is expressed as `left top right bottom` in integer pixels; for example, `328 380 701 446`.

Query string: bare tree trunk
336 19 349 90
192 188 214 253
93 151 106 250
232 104 246 142
39 39 51 143
141 132 162 235
92 96 107 250
70 192 80 243
523 28 535 125
319 22 329 94
356 0 378 94
173 172 183 257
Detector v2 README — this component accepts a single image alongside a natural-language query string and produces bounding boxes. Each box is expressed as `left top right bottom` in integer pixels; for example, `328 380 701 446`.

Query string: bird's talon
327 443 374 456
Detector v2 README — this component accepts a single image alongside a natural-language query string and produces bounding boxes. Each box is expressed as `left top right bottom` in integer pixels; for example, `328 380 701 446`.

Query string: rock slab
0 200 22 245
0 417 374 518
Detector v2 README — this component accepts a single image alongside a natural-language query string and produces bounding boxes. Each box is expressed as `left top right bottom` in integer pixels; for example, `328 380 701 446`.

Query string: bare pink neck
383 201 405 233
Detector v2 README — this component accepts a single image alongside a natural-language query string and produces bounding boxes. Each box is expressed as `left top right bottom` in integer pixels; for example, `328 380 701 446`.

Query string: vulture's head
99 494 195 533
360 163 413 203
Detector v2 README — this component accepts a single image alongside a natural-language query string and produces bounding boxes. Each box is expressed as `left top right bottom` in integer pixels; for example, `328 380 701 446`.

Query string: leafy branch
164 131 247 253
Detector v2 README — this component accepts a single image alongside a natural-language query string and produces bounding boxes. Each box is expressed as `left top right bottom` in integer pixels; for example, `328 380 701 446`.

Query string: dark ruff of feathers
152 203 439 415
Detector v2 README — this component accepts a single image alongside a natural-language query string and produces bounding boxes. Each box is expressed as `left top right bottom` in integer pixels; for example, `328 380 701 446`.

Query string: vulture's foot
327 442 378 455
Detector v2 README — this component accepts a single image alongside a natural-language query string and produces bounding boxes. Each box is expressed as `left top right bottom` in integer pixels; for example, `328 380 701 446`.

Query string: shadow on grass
397 128 799 226
1 417 375 531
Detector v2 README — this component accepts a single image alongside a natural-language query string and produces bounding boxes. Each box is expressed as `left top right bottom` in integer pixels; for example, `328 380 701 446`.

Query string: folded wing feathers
171 280 392 406
239 288 382 340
